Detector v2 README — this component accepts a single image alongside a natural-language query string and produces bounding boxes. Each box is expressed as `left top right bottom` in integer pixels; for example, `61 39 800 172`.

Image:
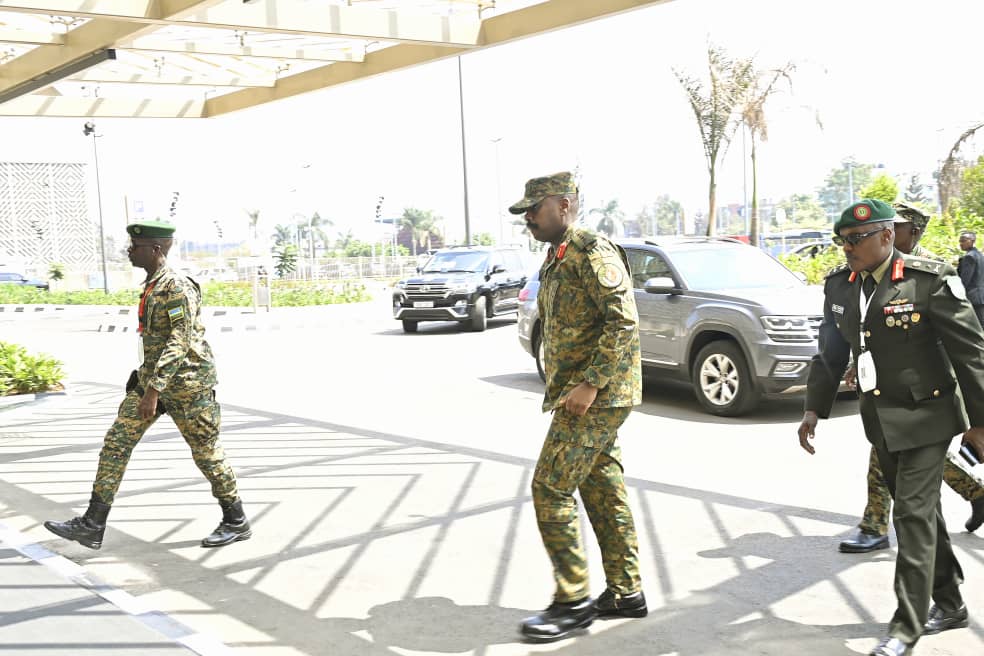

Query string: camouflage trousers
531 405 640 603
860 445 984 535
92 389 240 505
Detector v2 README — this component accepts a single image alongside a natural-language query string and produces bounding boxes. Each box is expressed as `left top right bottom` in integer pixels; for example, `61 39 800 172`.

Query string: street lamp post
491 137 504 244
457 56 471 245
83 121 110 294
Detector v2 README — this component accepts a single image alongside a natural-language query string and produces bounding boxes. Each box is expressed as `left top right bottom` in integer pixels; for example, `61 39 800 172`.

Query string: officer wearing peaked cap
44 220 252 551
511 172 646 643
798 199 984 655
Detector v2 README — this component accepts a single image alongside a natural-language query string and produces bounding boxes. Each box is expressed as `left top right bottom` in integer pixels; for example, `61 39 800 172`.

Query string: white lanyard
856 278 878 392
858 280 874 351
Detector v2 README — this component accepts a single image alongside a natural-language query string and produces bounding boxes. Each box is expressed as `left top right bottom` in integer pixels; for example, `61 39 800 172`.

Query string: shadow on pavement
1 383 977 656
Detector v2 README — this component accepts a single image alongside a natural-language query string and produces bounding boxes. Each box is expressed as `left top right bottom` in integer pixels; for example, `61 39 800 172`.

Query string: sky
2 0 983 246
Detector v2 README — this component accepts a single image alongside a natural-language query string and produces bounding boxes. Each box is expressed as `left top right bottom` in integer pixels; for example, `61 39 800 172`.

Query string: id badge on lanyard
857 284 877 392
137 282 155 365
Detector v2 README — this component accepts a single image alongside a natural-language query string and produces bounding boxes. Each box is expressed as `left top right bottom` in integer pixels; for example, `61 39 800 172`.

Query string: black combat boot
520 597 595 642
43 494 111 549
201 498 252 548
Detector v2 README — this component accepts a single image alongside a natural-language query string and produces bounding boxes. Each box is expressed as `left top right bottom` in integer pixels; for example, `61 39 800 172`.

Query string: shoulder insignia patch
597 262 624 288
825 263 850 279
167 305 185 324
945 275 967 300
906 256 942 274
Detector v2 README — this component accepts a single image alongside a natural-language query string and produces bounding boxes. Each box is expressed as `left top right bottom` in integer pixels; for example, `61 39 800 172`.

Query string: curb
0 522 235 656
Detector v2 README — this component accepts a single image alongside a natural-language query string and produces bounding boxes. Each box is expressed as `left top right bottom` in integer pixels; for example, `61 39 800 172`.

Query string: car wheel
532 324 546 382
468 296 487 332
402 320 418 333
691 340 760 416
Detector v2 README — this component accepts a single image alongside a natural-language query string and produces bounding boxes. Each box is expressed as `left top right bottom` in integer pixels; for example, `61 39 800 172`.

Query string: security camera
82 121 95 136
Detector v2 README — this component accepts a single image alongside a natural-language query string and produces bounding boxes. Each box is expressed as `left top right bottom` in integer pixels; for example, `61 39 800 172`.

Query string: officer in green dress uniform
839 202 984 554
44 220 251 550
508 172 646 643
798 199 984 655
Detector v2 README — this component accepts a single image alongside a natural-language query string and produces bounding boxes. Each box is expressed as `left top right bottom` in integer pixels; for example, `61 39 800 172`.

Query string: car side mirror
416 266 422 273
490 264 506 274
644 276 681 295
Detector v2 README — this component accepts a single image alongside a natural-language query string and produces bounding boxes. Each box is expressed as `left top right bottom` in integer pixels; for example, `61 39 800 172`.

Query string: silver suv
517 238 824 416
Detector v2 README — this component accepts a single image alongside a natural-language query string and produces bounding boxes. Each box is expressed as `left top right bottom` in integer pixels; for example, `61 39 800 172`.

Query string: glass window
669 246 802 290
625 250 672 289
422 251 489 273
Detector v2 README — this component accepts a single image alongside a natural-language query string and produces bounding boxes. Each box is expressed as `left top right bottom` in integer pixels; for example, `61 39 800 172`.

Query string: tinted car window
422 251 489 273
504 250 525 273
625 250 672 289
670 246 802 289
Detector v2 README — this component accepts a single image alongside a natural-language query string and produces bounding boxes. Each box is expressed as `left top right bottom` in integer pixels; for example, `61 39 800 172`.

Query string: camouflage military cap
126 220 176 239
833 198 895 235
508 171 578 215
891 201 931 231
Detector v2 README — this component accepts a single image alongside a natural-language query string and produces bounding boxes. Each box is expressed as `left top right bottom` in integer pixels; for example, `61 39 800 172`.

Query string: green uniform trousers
860 446 984 535
93 389 239 505
531 406 641 603
872 435 964 645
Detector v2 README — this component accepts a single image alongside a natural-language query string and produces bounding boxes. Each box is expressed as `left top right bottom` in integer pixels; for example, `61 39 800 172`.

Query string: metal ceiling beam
0 47 114 104
0 0 221 101
61 70 275 87
0 0 483 47
0 93 205 117
204 0 670 118
117 38 364 63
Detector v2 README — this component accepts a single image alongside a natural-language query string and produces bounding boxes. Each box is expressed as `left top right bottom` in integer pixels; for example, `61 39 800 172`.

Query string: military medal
911 312 921 323
886 316 896 327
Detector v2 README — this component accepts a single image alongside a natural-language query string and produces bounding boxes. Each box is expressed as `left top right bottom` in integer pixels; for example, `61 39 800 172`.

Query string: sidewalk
0 523 216 656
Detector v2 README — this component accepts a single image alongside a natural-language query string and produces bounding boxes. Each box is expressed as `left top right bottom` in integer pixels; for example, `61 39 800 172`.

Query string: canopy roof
0 0 666 118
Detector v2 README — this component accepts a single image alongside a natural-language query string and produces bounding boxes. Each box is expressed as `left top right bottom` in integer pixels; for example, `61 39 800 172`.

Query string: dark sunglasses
832 227 887 247
128 242 157 250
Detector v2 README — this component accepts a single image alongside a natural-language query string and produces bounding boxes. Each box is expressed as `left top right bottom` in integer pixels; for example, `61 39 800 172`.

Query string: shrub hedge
0 342 64 396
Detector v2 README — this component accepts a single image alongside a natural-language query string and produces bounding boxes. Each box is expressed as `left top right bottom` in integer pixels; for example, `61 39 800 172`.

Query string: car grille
768 316 822 342
405 283 450 299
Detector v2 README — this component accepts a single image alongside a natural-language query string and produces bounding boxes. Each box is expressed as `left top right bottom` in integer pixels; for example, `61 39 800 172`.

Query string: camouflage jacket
138 265 217 394
537 226 642 412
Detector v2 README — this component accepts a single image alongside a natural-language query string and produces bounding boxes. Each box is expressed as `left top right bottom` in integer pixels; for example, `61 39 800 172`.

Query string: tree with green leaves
774 193 828 231
636 196 684 236
741 61 798 247
401 208 441 256
817 159 874 220
954 155 984 219
859 174 899 204
904 174 929 205
590 199 624 237
272 224 294 248
296 212 333 257
939 122 984 213
473 232 495 245
273 243 298 278
674 44 755 236
245 209 260 241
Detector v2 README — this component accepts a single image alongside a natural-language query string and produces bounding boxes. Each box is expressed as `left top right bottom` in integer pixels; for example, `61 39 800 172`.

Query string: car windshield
422 251 489 273
669 246 803 290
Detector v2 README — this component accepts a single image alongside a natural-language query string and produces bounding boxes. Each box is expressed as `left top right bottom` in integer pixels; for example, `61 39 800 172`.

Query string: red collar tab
556 242 568 261
137 281 157 333
891 257 905 281
848 271 858 282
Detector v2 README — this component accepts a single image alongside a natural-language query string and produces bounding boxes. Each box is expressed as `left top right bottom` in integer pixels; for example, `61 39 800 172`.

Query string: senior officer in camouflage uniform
508 172 645 643
840 203 984 554
44 220 251 550
798 199 984 656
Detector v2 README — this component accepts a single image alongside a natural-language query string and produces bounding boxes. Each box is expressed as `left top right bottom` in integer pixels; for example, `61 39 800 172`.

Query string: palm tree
741 62 797 248
272 224 294 248
244 209 260 240
401 208 439 256
296 212 334 257
589 199 624 237
675 44 755 236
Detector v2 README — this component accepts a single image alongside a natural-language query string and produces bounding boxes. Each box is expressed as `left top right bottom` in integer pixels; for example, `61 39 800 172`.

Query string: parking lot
2 298 983 655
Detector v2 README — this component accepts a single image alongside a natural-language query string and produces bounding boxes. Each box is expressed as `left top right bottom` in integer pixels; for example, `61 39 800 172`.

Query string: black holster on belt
125 369 167 416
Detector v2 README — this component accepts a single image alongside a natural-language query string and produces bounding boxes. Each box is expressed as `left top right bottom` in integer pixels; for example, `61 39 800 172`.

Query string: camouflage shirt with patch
138 265 217 394
537 226 642 412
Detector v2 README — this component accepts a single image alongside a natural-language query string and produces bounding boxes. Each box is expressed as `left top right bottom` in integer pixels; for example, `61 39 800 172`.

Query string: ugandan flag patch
167 305 185 324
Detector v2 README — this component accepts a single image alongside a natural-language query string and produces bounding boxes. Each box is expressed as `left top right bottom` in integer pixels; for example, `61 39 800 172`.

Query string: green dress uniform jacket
806 249 984 450
537 226 642 412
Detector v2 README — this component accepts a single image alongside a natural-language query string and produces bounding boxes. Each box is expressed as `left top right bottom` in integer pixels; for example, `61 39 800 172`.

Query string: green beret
833 199 895 235
892 201 931 231
126 220 176 239
508 171 578 215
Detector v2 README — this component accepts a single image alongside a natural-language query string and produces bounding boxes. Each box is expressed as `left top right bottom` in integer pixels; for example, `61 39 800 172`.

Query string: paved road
2 296 983 655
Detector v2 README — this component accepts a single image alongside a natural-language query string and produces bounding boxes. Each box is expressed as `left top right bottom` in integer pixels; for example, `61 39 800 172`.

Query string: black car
393 245 530 333
0 271 49 291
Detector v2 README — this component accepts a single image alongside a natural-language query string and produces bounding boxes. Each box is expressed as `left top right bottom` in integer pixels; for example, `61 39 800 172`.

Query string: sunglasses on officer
832 226 888 247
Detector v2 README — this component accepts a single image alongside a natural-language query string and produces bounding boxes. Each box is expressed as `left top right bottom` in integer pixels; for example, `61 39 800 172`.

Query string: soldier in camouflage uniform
840 203 984 554
508 172 646 643
44 220 251 550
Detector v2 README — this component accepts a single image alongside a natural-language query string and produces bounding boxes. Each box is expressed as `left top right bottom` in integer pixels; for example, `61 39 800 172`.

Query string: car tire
691 340 760 416
402 320 418 333
532 323 546 383
468 296 488 332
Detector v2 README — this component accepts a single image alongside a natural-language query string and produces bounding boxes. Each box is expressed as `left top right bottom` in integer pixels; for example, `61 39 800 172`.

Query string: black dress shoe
839 530 889 553
966 497 984 532
869 636 910 655
520 597 595 642
595 589 648 618
923 603 969 635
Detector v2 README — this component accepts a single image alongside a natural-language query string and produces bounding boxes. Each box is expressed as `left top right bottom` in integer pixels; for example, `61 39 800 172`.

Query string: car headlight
395 280 407 289
452 284 477 294
761 316 815 342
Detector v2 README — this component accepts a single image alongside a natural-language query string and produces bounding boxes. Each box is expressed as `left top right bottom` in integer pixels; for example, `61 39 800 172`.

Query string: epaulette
824 263 851 279
901 253 945 275
568 227 599 252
